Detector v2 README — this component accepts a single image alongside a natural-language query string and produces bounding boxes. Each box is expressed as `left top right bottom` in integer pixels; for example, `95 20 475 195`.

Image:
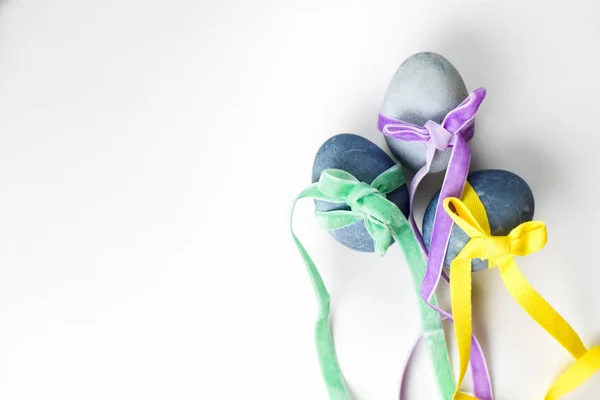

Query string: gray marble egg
381 52 469 173
312 134 409 252
422 169 535 271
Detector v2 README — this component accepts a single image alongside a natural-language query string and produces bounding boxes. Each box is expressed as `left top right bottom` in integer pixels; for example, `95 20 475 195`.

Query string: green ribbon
290 165 455 400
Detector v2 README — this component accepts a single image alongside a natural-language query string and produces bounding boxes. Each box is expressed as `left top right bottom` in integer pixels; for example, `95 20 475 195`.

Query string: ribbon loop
317 169 360 200
444 196 488 238
506 221 548 256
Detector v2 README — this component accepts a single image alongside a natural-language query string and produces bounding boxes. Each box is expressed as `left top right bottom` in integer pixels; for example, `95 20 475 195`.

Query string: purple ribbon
378 88 484 251
397 316 491 400
379 88 493 400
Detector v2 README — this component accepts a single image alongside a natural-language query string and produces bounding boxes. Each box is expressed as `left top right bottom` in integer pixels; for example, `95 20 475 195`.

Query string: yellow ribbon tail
545 346 600 400
498 258 600 397
442 182 600 398
454 392 479 400
450 257 475 398
497 260 588 359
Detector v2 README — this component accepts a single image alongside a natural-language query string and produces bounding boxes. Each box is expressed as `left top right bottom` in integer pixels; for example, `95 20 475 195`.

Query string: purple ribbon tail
407 144 437 253
379 87 493 400
398 315 493 400
418 136 494 400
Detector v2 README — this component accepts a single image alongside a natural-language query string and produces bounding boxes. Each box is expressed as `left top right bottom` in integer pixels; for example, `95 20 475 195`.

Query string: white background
0 0 598 399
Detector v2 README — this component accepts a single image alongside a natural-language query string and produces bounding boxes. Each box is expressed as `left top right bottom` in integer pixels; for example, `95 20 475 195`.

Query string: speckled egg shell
381 52 469 173
312 134 409 252
422 169 535 271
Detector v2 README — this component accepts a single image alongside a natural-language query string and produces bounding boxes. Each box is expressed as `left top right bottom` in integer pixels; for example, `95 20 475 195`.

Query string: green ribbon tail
290 166 455 400
391 221 456 400
290 195 352 400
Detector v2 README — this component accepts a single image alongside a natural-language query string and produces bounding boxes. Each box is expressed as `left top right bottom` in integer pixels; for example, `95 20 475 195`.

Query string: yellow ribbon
443 183 600 399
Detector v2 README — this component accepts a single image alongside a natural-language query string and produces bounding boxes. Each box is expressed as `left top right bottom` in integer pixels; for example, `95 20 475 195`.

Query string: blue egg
422 169 535 271
312 134 409 252
381 52 470 173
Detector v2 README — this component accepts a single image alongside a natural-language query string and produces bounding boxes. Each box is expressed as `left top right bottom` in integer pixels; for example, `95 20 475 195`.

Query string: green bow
303 165 406 256
290 164 456 400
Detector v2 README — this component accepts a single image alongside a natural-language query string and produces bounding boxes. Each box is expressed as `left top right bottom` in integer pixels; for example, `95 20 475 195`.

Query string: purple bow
378 88 493 400
378 87 486 249
378 87 485 147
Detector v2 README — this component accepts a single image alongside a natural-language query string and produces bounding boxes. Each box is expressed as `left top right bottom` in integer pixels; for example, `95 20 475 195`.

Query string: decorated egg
381 52 469 172
312 133 409 252
422 169 535 271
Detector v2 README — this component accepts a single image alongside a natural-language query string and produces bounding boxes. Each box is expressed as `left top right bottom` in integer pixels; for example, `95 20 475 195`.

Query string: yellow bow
443 183 600 399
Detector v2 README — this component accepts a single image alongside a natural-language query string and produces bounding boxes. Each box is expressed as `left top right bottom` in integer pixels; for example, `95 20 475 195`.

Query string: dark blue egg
381 52 470 173
312 133 409 252
422 169 535 271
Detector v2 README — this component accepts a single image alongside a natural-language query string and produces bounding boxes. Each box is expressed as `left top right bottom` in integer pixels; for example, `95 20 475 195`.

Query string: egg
381 52 470 172
312 133 409 252
422 169 535 271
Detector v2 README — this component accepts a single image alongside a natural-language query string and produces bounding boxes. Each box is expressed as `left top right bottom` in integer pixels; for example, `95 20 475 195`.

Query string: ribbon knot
424 120 456 151
378 88 487 147
468 236 512 262
303 165 406 257
346 182 379 214
442 195 547 268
